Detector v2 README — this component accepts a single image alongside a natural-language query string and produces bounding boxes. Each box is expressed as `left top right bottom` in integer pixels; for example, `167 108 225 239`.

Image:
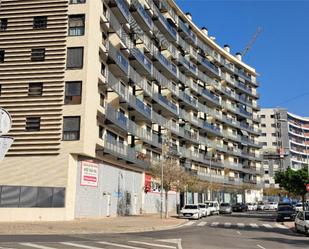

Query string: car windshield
198 204 205 208
220 203 230 207
295 203 302 207
278 206 293 211
305 212 309 220
184 205 198 209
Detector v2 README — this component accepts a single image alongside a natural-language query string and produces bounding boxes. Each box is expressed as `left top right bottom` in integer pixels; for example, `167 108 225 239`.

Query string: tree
150 157 188 218
275 167 308 210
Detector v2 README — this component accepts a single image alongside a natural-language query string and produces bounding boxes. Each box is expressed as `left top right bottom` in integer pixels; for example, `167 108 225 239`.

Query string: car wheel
295 224 299 233
305 227 309 237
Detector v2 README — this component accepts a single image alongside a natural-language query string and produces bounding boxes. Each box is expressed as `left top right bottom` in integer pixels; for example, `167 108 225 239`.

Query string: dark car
219 203 232 214
276 205 296 222
232 203 248 212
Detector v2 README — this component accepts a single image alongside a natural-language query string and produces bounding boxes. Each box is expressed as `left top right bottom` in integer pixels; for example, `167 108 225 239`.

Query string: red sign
306 184 309 192
145 174 152 193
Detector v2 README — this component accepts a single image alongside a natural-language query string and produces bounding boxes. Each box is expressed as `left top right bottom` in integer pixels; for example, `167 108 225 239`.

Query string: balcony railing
133 0 153 29
130 47 152 73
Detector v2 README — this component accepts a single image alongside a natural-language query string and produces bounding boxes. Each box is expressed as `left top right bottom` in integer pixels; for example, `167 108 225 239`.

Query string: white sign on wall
0 137 14 161
0 108 12 135
80 161 99 187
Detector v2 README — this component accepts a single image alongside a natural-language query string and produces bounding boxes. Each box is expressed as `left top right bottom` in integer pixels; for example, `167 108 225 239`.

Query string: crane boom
242 27 262 57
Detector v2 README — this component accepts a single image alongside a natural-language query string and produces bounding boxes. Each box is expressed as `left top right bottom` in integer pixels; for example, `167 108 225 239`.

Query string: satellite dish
0 108 12 135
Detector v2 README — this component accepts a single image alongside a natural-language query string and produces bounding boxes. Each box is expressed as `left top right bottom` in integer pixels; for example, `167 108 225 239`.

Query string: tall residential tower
0 0 262 221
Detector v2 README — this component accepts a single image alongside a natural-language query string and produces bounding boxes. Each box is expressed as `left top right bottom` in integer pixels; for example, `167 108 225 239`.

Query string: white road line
184 221 195 226
129 241 176 249
98 241 147 249
19 243 56 249
236 231 242 235
262 224 272 228
60 242 103 249
237 223 245 228
197 221 207 226
250 223 259 228
224 222 231 227
257 244 266 249
275 223 288 229
210 222 219 226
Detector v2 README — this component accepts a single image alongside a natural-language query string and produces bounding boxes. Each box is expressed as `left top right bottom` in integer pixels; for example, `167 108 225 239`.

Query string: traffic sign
0 108 12 135
0 136 13 161
306 184 309 192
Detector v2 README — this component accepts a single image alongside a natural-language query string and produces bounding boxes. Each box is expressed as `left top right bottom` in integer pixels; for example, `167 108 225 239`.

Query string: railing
130 47 152 73
133 0 153 29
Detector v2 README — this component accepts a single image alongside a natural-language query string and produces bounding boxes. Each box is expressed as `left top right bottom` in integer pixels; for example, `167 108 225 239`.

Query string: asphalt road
0 211 307 249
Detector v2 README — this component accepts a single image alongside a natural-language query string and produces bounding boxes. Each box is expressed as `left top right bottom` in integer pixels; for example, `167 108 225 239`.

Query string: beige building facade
0 0 262 221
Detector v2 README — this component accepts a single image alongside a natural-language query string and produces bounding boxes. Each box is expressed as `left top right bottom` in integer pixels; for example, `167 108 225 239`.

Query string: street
0 211 307 249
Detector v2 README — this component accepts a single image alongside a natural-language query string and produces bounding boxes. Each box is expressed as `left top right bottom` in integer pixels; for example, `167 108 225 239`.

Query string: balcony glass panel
117 0 130 21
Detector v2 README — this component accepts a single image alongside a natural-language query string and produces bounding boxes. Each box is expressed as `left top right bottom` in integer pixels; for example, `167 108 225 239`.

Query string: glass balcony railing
116 51 129 74
156 52 178 76
135 1 153 29
136 98 151 118
199 55 220 75
239 107 252 118
203 121 221 133
178 19 196 43
158 94 178 112
202 88 220 103
131 47 152 73
117 0 130 21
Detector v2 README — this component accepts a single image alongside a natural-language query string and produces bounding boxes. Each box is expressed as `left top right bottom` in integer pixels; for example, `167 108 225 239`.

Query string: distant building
259 108 309 189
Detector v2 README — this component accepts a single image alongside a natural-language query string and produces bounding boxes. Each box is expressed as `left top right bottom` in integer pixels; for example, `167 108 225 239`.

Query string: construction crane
242 27 262 57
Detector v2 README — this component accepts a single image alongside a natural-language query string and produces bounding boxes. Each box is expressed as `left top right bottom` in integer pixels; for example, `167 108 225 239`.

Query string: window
262 142 267 146
0 50 4 63
106 130 117 143
271 123 276 127
270 115 275 118
68 15 85 36
67 47 84 69
65 81 82 104
261 133 266 136
264 180 270 184
272 142 277 146
0 185 65 208
31 48 45 61
70 0 86 3
26 117 41 131
261 124 266 127
271 133 277 136
0 18 8 31
28 83 43 96
63 116 80 141
33 16 47 29
265 170 269 174
260 114 265 118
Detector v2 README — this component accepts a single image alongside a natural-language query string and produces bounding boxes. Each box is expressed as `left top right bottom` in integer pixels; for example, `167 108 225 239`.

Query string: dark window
264 180 270 184
261 133 266 136
272 133 277 136
67 47 84 69
0 50 4 63
31 48 45 61
260 115 265 118
33 16 47 29
63 116 80 140
26 117 41 131
68 15 85 36
271 123 276 127
261 124 266 127
70 0 86 3
28 83 43 96
272 142 277 146
270 115 275 118
0 185 65 208
0 18 8 31
65 81 82 104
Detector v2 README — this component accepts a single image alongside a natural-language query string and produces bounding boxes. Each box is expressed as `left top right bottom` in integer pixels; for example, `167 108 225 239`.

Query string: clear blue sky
176 0 309 117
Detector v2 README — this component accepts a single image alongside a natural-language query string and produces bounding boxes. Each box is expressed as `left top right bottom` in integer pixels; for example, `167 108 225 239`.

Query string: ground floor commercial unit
0 153 262 221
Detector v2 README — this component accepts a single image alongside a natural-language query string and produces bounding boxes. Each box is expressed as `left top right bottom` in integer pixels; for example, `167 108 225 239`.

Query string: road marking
158 239 183 249
262 224 272 228
98 241 147 249
184 221 195 226
129 241 176 249
250 223 259 228
236 231 242 235
210 222 219 226
19 243 56 249
197 221 207 226
60 242 103 249
237 223 245 228
224 222 231 227
257 244 266 249
275 223 288 229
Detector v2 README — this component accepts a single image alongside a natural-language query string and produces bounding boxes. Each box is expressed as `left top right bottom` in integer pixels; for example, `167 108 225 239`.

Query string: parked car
198 204 208 217
295 211 309 236
219 203 232 214
205 201 219 215
179 204 203 220
247 203 257 211
294 203 304 212
257 201 265 210
276 205 296 222
232 203 248 212
265 202 278 210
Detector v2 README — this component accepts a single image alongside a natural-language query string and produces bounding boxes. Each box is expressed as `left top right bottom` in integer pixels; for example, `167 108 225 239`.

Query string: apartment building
259 108 309 188
0 0 262 221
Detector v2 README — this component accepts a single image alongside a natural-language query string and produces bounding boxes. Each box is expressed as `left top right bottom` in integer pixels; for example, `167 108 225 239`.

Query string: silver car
219 203 232 214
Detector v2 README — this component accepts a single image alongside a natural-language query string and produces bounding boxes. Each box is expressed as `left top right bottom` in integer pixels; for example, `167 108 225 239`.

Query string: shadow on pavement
252 237 309 247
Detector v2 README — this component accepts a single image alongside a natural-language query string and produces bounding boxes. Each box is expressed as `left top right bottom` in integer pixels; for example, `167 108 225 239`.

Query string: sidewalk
0 214 185 235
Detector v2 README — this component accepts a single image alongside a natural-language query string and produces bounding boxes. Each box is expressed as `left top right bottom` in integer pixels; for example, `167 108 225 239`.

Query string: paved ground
0 211 307 249
0 214 184 235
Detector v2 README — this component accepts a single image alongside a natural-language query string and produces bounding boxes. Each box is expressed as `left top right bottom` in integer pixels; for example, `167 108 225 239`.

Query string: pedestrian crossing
0 240 181 249
181 221 289 230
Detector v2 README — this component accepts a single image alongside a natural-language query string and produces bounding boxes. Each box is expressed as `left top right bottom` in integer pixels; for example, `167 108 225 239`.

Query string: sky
176 0 309 117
